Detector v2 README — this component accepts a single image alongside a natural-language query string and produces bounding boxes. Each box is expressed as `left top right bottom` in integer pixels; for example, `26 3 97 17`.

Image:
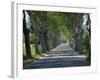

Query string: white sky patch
25 11 29 23
25 11 30 29
82 14 88 32
83 15 88 25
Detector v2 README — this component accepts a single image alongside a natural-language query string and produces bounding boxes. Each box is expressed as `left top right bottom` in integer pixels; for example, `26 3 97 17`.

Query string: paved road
23 43 90 69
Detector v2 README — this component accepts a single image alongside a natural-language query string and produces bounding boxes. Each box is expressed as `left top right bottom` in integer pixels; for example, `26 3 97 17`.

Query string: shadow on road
23 43 90 69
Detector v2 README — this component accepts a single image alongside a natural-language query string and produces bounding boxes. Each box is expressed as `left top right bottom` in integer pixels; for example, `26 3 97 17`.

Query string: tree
27 11 40 54
38 11 49 53
23 10 32 58
64 13 84 54
27 11 50 54
86 14 91 63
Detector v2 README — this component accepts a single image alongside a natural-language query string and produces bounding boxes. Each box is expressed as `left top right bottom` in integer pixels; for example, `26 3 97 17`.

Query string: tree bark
23 10 32 58
39 33 49 53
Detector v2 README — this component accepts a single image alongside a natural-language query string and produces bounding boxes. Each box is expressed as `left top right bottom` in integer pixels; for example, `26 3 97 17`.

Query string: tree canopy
23 10 91 63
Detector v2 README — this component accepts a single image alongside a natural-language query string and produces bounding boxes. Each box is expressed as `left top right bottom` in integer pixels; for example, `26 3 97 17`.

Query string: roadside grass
23 43 45 64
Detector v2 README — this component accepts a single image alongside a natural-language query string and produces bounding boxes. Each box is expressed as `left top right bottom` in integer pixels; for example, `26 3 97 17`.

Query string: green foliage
30 44 37 58
82 32 90 55
29 32 34 44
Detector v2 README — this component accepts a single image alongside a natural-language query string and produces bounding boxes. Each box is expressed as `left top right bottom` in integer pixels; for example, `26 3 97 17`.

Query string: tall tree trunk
27 11 40 55
72 26 83 54
34 36 40 54
39 33 49 53
44 33 49 51
71 14 83 54
23 10 31 58
86 14 91 63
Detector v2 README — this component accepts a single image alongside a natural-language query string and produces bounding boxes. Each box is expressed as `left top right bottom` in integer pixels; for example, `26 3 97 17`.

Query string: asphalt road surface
23 43 90 69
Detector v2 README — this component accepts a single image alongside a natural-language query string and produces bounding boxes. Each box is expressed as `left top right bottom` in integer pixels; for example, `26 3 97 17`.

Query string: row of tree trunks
65 13 84 54
27 11 50 55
